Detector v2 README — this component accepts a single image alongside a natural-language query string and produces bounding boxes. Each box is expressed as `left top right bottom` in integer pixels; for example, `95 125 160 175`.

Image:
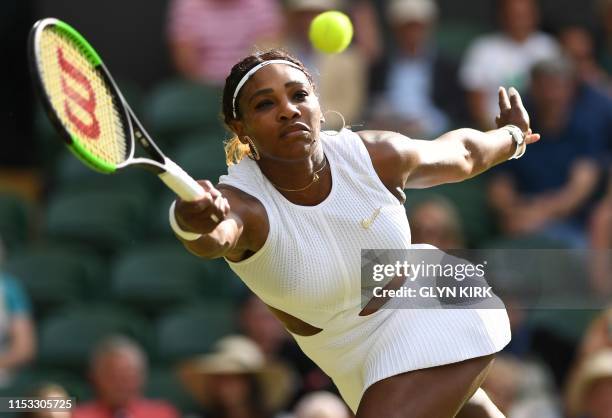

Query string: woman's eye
255 100 272 110
294 91 308 100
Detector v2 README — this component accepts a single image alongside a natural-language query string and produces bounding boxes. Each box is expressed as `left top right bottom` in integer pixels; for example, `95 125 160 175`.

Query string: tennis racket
28 18 219 221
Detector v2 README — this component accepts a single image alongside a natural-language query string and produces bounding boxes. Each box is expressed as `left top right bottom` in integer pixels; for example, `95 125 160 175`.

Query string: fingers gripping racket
29 18 218 222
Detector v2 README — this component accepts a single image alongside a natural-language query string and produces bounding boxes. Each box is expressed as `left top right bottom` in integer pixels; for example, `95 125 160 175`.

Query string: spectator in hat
178 335 295 418
566 348 612 418
367 0 467 139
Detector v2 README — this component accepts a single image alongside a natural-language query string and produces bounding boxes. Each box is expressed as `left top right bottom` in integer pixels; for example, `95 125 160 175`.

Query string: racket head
29 18 132 174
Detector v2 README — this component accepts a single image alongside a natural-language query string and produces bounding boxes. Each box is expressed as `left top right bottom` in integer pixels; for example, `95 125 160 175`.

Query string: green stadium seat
155 303 236 362
149 190 177 240
145 366 198 412
33 105 65 172
143 79 225 143
436 20 488 60
172 133 229 184
44 190 149 254
527 308 600 344
0 193 33 252
38 304 152 369
111 242 209 314
201 257 249 299
53 152 156 200
5 246 105 316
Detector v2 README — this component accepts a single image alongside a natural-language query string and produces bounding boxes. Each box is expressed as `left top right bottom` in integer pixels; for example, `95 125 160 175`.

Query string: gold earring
245 136 260 160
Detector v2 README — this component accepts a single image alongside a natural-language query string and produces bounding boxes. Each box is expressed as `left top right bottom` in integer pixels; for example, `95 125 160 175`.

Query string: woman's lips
280 123 310 138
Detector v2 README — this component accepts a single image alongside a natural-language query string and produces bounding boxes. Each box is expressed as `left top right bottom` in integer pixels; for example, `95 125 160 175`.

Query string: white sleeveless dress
218 129 511 413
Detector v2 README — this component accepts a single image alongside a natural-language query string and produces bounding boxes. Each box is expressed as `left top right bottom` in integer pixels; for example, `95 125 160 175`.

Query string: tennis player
170 49 540 418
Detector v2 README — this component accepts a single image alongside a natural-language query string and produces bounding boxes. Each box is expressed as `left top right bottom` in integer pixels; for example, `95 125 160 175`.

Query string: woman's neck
257 145 331 205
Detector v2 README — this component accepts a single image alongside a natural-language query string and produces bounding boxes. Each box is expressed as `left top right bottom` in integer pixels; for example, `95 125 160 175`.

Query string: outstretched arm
360 87 541 190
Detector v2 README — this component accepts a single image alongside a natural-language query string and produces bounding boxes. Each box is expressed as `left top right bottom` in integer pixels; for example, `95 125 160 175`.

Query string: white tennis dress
219 129 511 413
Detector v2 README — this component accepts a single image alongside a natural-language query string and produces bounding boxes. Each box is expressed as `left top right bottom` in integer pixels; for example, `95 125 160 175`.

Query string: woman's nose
278 99 301 121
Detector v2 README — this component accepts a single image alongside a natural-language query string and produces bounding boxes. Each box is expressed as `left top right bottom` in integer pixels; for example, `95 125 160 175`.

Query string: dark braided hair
221 49 315 165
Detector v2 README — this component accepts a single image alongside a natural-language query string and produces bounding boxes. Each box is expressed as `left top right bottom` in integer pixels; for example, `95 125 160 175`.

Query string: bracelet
502 125 527 160
169 200 202 241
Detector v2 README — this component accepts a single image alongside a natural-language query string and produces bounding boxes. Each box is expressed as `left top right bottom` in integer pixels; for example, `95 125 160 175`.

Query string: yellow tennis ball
308 11 354 54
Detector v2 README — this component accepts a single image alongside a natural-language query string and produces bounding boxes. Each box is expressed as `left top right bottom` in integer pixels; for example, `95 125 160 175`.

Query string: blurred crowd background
0 0 611 417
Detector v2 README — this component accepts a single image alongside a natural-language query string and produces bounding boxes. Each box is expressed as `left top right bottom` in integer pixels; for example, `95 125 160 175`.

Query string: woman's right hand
175 180 231 235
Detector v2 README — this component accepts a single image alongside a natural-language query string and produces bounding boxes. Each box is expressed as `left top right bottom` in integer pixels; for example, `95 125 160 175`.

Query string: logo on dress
360 207 382 229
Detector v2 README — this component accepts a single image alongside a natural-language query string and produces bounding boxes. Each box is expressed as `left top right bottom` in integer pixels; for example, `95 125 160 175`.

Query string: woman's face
232 64 323 162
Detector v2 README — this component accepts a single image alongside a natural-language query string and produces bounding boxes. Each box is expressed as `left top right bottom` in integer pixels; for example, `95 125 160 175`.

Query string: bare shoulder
356 130 416 191
216 183 269 258
357 129 409 147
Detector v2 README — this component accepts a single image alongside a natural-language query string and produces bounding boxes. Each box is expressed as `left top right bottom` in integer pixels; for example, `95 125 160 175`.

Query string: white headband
231 59 303 118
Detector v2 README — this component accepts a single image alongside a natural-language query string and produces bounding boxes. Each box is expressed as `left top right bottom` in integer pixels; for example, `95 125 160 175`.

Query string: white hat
566 348 612 416
178 335 295 412
387 0 438 24
286 0 344 12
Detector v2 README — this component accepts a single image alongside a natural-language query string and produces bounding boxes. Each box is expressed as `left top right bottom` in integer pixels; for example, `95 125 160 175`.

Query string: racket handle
159 158 206 202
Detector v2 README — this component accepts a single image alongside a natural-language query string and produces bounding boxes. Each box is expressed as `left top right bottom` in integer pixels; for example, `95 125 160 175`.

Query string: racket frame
29 18 206 202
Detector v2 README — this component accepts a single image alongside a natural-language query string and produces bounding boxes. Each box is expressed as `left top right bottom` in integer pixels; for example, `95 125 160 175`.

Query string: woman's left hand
495 86 541 145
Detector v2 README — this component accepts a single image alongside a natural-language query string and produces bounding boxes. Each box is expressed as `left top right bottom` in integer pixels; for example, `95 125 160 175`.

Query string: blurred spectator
559 26 611 93
166 0 283 85
589 182 612 296
238 293 334 407
574 307 612 362
566 348 612 418
282 0 370 126
178 335 294 418
73 335 178 418
23 383 72 418
293 391 350 418
488 57 611 248
0 238 35 388
368 0 466 138
482 354 561 418
239 292 288 359
408 197 465 249
596 0 612 74
459 0 560 130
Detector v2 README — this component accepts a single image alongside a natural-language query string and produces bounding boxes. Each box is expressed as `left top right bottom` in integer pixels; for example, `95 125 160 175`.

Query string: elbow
458 130 485 179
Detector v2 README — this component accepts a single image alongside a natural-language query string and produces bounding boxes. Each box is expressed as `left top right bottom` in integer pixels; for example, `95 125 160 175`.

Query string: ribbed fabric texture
219 130 511 413
219 129 412 328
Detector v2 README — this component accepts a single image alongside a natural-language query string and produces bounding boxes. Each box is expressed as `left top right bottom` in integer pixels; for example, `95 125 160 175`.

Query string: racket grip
159 158 206 202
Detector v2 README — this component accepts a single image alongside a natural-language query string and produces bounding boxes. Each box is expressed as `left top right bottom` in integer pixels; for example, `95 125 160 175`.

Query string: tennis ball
308 11 354 54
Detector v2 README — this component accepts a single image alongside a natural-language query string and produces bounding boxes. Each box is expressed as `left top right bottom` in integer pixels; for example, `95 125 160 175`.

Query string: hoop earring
322 110 347 136
245 136 260 160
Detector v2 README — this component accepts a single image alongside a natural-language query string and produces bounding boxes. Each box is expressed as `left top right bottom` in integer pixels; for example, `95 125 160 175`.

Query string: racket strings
37 27 128 165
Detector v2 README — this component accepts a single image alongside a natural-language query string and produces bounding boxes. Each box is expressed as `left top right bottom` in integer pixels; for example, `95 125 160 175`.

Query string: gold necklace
270 158 328 192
